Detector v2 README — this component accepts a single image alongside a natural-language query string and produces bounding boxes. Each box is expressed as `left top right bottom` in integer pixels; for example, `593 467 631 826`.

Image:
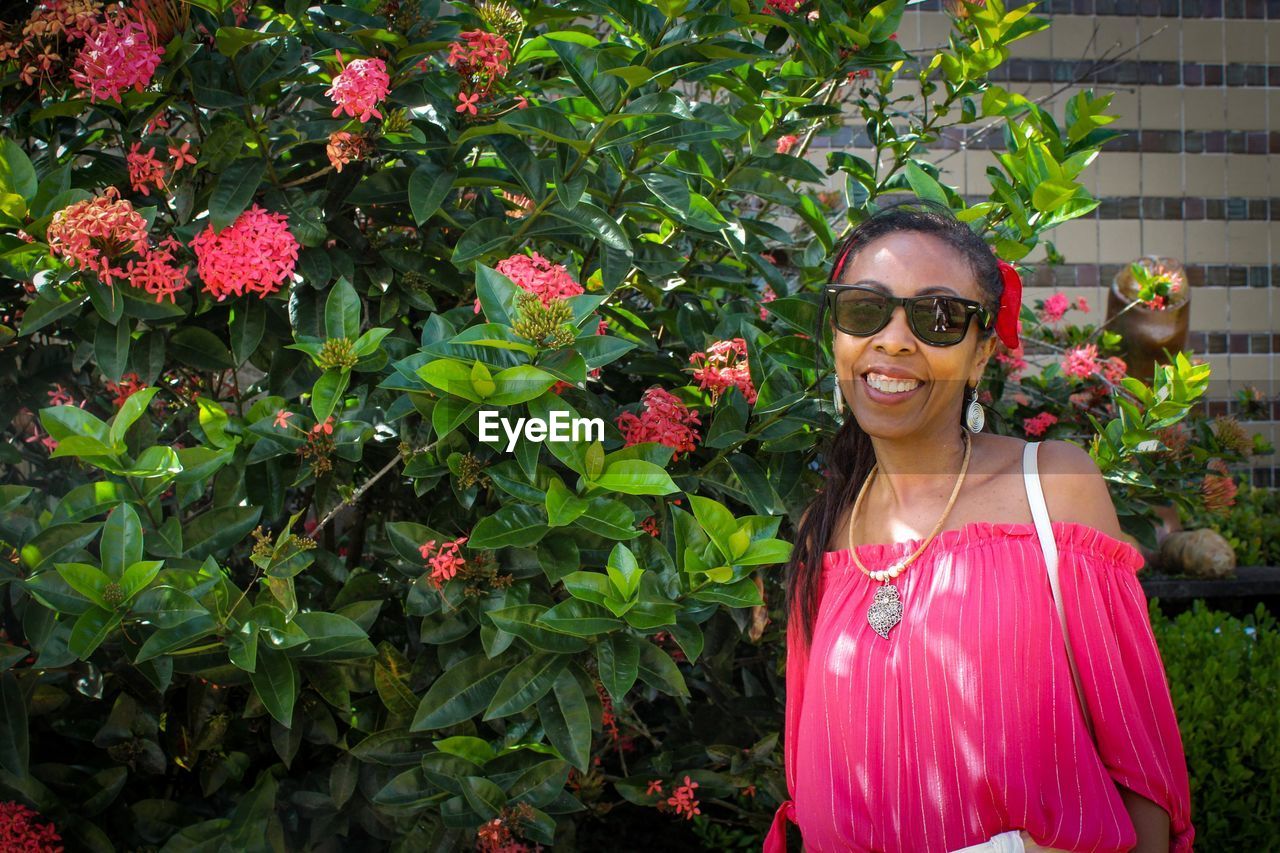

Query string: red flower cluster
615 387 702 462
124 234 190 303
69 6 164 104
0 801 63 852
475 251 584 313
190 204 299 301
689 338 757 405
775 134 799 155
127 142 167 196
1201 459 1238 512
419 535 468 587
325 50 390 123
1061 343 1100 380
1022 411 1059 438
46 186 150 286
763 0 803 13
665 776 701 820
440 29 511 114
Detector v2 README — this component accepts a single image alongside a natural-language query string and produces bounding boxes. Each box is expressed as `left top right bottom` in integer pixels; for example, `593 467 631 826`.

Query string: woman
764 200 1194 853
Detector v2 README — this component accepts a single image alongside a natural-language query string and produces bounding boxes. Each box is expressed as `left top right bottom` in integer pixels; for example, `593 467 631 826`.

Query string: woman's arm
1040 439 1191 853
1117 784 1171 853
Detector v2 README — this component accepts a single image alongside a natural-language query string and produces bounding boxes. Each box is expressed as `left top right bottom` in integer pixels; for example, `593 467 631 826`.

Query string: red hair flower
994 259 1022 351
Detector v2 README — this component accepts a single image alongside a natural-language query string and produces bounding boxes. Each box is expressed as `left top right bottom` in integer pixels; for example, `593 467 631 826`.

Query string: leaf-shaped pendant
867 581 903 639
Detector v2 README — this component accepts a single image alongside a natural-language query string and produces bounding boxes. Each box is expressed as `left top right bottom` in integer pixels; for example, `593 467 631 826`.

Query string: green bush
1152 599 1280 847
0 0 1224 848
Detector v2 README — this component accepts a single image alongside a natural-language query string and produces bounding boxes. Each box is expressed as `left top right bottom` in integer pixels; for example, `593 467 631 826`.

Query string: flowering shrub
0 0 1236 848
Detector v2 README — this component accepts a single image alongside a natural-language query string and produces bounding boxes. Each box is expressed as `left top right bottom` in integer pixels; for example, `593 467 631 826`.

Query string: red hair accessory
994 259 1022 351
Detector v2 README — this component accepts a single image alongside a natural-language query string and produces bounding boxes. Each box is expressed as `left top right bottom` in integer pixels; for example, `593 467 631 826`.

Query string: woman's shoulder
1033 439 1129 544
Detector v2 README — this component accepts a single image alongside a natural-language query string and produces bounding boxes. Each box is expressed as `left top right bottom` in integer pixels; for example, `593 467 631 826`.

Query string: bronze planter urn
1105 256 1191 386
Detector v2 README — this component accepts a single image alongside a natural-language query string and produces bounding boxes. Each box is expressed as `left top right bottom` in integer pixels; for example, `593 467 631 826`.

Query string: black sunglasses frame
822 284 994 347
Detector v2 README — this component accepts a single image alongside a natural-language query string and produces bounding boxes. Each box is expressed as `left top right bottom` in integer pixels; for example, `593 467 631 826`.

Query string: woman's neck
866 429 973 513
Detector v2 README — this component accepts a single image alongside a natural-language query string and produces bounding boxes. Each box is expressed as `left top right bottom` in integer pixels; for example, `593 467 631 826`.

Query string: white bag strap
1023 440 1098 747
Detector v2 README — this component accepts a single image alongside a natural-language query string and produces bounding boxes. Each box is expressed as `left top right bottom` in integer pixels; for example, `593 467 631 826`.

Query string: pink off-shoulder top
765 520 1195 853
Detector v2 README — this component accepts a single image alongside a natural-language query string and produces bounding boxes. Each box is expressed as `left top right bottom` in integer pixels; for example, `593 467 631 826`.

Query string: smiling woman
767 199 1194 853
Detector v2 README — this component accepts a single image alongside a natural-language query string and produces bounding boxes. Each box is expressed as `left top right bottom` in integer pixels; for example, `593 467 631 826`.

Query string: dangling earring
833 378 844 421
965 384 985 433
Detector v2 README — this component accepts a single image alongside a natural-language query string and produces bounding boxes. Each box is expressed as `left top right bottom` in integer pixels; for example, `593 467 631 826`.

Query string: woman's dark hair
784 196 1006 647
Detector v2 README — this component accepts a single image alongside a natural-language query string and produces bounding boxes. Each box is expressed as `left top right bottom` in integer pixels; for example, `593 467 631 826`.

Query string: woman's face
832 230 997 438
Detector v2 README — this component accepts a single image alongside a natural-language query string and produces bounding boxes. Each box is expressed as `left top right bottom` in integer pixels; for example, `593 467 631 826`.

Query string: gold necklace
848 430 972 639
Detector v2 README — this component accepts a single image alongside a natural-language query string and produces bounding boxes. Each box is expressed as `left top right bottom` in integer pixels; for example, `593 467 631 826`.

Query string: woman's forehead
837 232 981 297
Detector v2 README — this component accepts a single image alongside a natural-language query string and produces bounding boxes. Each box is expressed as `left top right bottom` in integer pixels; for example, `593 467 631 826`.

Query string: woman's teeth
865 372 923 393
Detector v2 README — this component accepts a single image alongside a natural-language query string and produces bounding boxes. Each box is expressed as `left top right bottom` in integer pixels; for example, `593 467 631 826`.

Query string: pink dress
765 520 1195 853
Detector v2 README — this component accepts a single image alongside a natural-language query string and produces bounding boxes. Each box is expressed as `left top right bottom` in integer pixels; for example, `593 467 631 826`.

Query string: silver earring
833 379 844 420
965 385 985 433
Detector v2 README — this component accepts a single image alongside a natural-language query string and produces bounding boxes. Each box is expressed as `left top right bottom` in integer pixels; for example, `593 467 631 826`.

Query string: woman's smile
859 370 926 405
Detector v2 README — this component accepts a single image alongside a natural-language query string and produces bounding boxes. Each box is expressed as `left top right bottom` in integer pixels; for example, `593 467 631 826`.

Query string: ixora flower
325 50 390 123
473 251 584 313
190 205 300 301
46 186 150 286
69 6 165 104
615 386 702 461
0 800 64 851
689 337 758 405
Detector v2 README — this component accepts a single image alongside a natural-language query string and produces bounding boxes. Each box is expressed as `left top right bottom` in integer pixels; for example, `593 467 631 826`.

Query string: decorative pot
1105 257 1190 386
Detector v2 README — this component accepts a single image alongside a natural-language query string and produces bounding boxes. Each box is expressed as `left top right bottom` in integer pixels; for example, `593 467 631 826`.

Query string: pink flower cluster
775 134 799 155
615 387 702 462
1040 292 1070 323
665 776 701 820
325 50 390 123
124 233 190 303
127 142 167 196
46 186 150 286
439 29 511 114
419 535 468 587
1023 411 1059 437
1061 343 1100 380
759 282 777 321
69 8 164 104
690 337 758 404
190 204 299 301
764 0 803 14
474 251 584 313
0 801 63 852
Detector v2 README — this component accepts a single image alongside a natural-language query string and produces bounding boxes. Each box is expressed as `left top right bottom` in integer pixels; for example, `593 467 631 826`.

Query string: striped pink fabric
765 520 1194 853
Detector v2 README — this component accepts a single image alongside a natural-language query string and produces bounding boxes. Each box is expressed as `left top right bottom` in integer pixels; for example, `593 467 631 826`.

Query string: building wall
807 0 1278 486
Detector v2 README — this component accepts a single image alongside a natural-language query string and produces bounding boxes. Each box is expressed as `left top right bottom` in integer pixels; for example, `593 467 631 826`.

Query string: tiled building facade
808 0 1278 486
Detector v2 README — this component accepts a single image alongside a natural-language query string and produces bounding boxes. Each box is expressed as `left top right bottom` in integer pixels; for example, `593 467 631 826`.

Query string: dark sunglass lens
911 297 969 344
834 290 888 333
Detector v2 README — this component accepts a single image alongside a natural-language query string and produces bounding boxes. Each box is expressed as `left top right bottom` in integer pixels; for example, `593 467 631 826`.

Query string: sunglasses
823 284 994 347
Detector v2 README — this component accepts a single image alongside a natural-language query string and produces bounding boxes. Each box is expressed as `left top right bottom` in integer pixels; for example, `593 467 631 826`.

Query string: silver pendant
867 581 903 639
965 388 985 433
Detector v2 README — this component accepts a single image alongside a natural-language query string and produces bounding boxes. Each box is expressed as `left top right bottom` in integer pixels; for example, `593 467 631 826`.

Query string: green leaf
605 543 643 599
289 612 376 661
249 646 298 727
310 369 349 424
592 459 678 496
53 562 111 607
536 600 621 636
409 164 456 225
108 386 159 447
637 641 688 697
195 396 234 449
460 776 507 820
325 277 361 340
0 138 38 201
596 633 640 704
468 504 549 549
418 357 485 403
486 606 589 654
99 503 143 578
484 652 567 719
169 327 235 371
208 158 267 231
94 316 131 382
69 606 122 659
182 506 262 560
537 669 591 772
545 478 588 527
473 263 519 325
120 560 162 603
904 161 949 208
686 494 737 562
19 522 102 570
486 365 558 406
412 654 511 731
0 673 28 777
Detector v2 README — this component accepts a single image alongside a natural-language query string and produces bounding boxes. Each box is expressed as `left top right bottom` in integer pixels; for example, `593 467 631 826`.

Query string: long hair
784 197 1007 647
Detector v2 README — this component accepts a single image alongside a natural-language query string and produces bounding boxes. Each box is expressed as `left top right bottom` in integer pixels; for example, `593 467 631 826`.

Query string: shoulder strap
1023 441 1099 747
